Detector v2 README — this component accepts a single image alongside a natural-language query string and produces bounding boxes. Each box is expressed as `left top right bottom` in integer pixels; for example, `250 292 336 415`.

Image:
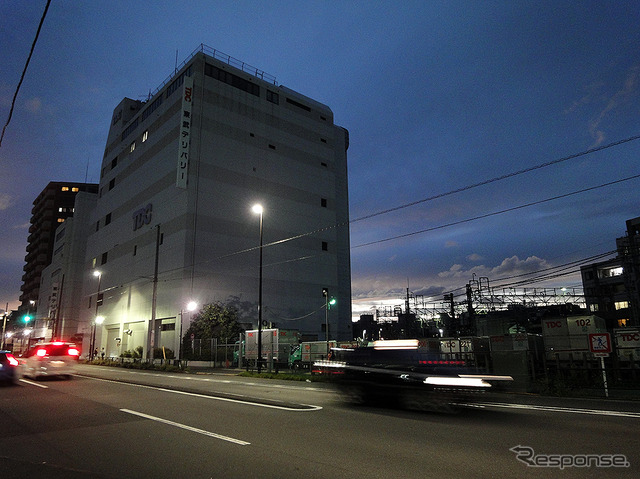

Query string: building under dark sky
19 182 98 314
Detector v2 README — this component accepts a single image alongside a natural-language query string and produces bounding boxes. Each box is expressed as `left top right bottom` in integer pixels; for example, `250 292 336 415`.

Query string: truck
289 340 337 370
244 328 300 370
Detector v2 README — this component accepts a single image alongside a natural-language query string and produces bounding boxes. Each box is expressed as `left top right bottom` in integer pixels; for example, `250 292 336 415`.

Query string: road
1 364 639 478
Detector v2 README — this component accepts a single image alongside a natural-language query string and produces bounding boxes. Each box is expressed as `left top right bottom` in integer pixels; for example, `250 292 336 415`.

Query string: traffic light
328 297 337 309
23 315 31 324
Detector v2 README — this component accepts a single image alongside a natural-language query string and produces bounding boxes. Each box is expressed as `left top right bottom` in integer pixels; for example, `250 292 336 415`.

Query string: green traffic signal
23 315 31 323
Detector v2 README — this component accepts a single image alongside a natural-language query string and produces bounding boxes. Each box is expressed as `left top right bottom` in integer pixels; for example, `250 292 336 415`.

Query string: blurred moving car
0 350 20 385
20 342 80 379
314 339 513 412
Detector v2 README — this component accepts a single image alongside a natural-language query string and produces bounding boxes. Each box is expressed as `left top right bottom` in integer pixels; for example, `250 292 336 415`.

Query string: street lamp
90 270 102 360
323 288 337 357
178 301 198 361
95 316 105 357
252 204 264 373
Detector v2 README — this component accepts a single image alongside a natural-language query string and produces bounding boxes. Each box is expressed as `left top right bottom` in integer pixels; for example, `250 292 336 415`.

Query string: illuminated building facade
81 46 351 357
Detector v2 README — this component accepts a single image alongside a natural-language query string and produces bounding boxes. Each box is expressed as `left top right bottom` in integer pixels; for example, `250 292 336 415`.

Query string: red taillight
36 349 47 357
7 354 18 367
52 341 64 345
67 348 80 357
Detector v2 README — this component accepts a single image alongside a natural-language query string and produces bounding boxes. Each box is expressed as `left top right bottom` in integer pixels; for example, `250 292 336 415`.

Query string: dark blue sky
1 1 639 318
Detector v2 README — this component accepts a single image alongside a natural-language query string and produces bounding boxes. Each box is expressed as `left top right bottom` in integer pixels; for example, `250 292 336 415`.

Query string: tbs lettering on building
132 204 152 231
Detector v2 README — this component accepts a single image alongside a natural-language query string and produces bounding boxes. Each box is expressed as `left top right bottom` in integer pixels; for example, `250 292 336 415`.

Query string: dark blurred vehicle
0 350 20 385
314 340 512 412
20 342 80 379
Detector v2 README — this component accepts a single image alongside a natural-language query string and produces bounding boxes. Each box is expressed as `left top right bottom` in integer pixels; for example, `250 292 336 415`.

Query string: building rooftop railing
148 43 277 100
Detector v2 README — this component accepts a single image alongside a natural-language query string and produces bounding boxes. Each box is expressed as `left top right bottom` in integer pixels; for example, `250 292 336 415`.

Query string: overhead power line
0 0 51 148
353 173 640 249
238 132 640 254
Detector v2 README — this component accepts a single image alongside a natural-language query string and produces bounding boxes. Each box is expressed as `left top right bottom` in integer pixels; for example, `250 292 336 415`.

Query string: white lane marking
90 367 324 391
19 378 48 388
78 375 322 411
120 409 250 445
472 402 640 418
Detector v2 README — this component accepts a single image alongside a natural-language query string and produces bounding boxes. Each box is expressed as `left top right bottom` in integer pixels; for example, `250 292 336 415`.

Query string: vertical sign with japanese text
177 76 194 188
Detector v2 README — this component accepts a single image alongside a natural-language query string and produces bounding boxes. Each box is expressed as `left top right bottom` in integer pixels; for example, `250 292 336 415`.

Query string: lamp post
95 316 105 357
323 288 337 357
90 270 102 360
178 301 197 361
252 204 264 373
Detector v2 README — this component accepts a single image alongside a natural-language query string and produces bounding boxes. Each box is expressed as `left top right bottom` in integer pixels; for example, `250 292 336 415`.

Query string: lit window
142 130 148 142
57 218 65 223
130 141 136 152
72 187 79 192
61 187 69 192
618 319 628 327
615 301 629 310
58 207 63 212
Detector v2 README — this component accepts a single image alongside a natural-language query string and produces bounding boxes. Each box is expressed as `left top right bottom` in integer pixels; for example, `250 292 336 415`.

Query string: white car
20 342 80 379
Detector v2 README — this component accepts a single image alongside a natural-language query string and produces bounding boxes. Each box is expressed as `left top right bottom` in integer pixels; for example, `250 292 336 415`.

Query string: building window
61 186 69 192
105 213 112 225
322 241 328 251
96 221 100 232
57 218 65 223
321 198 327 208
286 97 311 112
111 156 118 169
133 245 137 256
130 141 136 153
321 138 327 143
615 301 629 310
267 90 279 104
204 63 259 96
101 252 108 265
268 144 276 150
72 187 79 192
321 162 328 168
109 178 115 191
142 130 148 142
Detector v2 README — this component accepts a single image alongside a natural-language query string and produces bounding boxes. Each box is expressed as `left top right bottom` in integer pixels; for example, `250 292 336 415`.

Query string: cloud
25 97 42 113
438 255 549 280
588 64 640 147
445 240 459 248
0 193 11 210
467 253 483 262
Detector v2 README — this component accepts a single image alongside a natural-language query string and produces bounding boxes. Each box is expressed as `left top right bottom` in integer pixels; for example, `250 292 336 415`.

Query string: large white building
80 46 351 358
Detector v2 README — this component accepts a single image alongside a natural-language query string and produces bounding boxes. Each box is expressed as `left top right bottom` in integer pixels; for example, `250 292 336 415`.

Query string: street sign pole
589 333 612 398
599 356 609 398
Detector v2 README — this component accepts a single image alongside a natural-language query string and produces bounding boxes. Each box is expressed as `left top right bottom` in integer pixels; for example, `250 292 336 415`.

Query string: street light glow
251 204 263 215
93 270 102 277
95 316 105 325
186 301 197 312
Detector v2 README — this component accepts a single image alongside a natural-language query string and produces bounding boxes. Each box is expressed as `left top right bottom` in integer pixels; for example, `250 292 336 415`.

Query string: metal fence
182 339 238 366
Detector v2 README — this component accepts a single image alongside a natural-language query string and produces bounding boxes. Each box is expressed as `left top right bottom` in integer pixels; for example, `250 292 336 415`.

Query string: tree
183 301 245 344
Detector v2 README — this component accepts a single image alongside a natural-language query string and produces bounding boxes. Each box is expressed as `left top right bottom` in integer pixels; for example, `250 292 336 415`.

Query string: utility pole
149 224 160 361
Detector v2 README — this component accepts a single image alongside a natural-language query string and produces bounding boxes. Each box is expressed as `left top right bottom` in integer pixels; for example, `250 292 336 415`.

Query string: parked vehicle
244 329 300 370
20 342 80 379
0 350 19 385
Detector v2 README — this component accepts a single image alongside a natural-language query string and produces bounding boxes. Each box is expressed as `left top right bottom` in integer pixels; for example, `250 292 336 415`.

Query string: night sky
1 1 639 320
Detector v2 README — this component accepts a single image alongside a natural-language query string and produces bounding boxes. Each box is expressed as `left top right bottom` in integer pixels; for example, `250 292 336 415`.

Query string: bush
153 347 174 359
